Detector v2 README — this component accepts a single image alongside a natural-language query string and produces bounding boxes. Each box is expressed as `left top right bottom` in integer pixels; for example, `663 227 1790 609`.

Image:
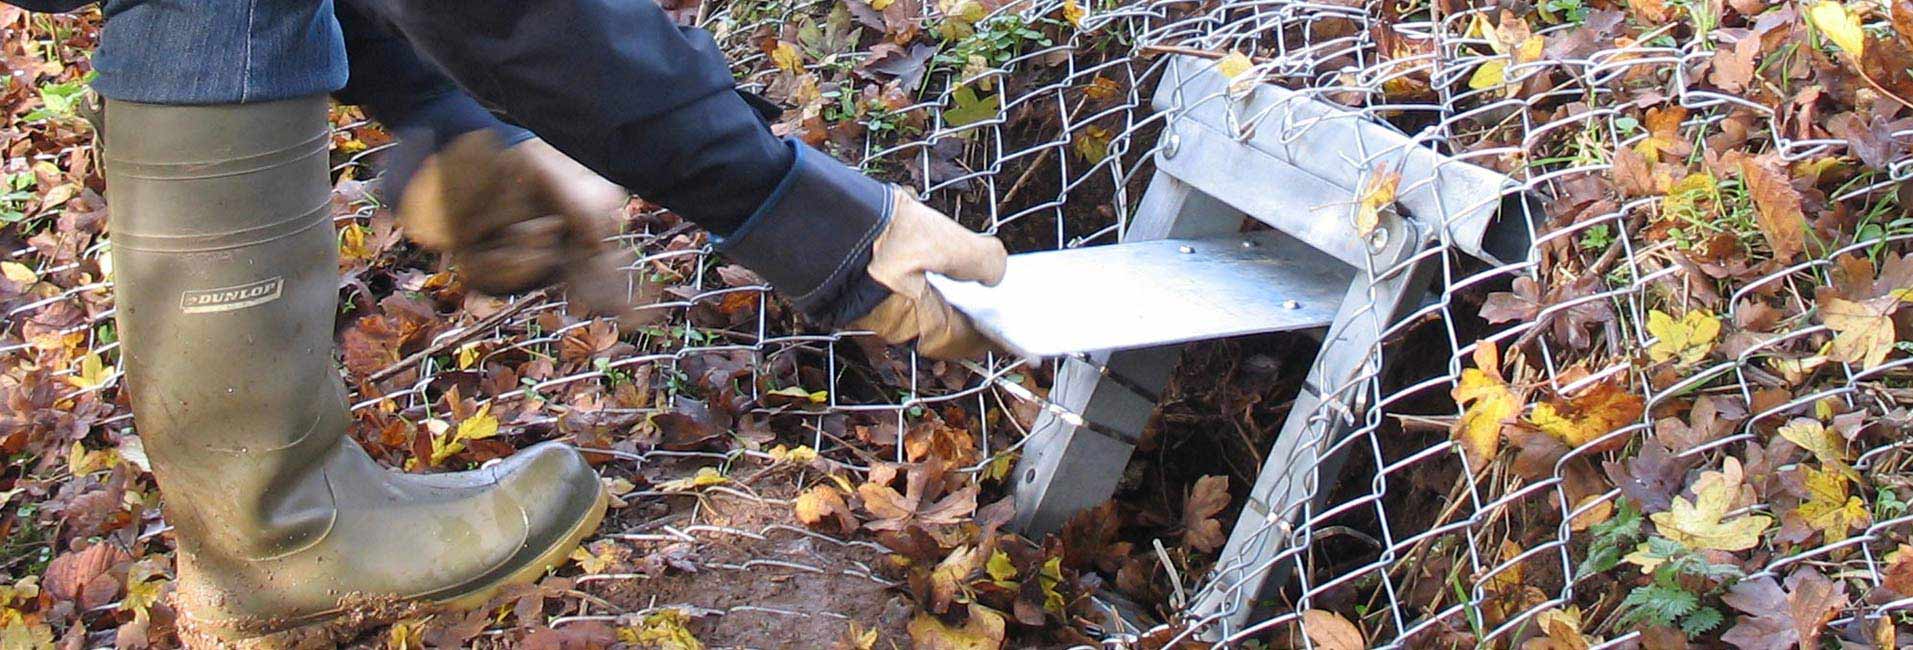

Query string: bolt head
1177 245 1195 254
1163 133 1181 158
1367 226 1390 252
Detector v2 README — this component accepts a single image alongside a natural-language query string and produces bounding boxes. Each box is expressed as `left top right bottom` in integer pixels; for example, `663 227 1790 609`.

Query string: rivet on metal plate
1177 245 1194 254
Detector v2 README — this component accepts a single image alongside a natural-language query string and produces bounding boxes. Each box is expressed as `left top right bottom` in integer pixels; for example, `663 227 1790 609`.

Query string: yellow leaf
1469 59 1508 90
660 466 729 492
620 608 705 650
1216 51 1253 79
985 550 1017 584
570 544 617 574
0 262 36 285
871 0 895 9
770 444 818 464
1796 465 1868 543
1515 35 1544 63
64 352 110 389
1061 0 1085 26
770 41 803 73
1300 610 1365 650
1527 382 1644 449
1529 607 1593 650
1354 170 1400 238
67 441 117 476
386 618 425 650
1645 309 1720 365
455 342 480 370
0 618 54 650
1451 343 1517 468
1650 458 1771 552
1776 418 1855 476
794 484 850 528
1072 125 1111 163
338 223 373 262
1822 295 1899 369
909 604 1006 650
455 403 498 442
1806 0 1866 58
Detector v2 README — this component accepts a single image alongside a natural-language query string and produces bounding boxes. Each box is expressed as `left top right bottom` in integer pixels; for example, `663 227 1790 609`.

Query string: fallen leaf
1453 342 1519 468
658 466 729 492
1793 465 1867 543
1528 381 1644 450
1720 568 1847 650
794 484 855 532
1521 607 1593 650
1733 152 1809 261
1300 610 1364 650
1650 458 1771 552
1182 475 1231 553
1645 309 1720 366
1353 169 1400 237
1820 295 1900 369
908 604 1006 650
1604 441 1696 512
1806 0 1866 58
1774 418 1854 475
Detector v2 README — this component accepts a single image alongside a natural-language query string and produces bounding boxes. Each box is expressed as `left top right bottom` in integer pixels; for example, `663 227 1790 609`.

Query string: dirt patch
582 463 911 649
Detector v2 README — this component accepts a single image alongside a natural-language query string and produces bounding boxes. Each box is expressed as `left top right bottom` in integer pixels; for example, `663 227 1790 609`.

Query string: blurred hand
398 132 661 327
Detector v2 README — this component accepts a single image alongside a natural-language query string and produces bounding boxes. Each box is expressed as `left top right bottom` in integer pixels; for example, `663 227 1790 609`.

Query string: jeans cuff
714 141 894 326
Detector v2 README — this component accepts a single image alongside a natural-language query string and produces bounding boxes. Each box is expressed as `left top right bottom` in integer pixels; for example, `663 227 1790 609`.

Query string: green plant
22 71 94 123
0 172 35 225
1577 497 1642 577
1612 536 1740 638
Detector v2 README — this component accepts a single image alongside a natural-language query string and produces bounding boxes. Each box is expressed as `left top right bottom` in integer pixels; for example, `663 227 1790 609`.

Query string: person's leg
90 4 607 646
106 93 606 649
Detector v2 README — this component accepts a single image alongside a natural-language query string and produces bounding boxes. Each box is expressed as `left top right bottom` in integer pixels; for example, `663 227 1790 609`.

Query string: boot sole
179 487 610 649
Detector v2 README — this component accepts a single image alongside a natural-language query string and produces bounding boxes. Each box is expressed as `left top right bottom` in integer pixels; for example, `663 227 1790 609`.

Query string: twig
1137 44 1273 63
366 287 553 383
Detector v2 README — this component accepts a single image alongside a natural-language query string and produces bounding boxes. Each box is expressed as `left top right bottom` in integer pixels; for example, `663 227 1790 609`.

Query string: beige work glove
850 189 1009 360
398 131 660 327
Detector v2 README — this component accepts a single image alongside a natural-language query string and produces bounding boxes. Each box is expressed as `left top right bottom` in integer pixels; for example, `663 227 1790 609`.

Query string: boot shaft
105 96 345 560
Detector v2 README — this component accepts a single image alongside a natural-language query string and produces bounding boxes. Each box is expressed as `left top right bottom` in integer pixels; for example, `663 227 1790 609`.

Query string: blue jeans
94 0 348 104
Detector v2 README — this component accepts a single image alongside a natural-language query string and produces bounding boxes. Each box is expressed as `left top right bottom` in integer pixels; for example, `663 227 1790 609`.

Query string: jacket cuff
715 141 894 326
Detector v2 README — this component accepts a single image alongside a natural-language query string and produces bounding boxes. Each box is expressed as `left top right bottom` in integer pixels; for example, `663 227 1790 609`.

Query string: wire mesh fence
5 0 1913 647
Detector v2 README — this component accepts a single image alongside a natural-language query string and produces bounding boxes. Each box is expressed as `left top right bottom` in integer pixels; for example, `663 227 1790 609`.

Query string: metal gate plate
928 231 1353 358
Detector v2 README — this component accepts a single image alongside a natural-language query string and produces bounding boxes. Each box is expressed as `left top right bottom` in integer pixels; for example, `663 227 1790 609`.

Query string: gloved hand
850 189 1009 360
397 131 660 326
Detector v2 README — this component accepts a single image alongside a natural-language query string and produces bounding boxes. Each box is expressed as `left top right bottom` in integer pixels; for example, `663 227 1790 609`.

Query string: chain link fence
6 0 1912 646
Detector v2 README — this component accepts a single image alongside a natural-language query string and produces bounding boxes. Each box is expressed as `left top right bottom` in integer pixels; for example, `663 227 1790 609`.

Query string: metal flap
929 231 1353 358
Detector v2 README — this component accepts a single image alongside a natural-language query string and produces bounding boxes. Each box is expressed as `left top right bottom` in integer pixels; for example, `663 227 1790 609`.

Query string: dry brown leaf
1733 153 1809 262
1300 610 1364 650
1182 475 1231 553
1821 295 1900 369
794 484 856 533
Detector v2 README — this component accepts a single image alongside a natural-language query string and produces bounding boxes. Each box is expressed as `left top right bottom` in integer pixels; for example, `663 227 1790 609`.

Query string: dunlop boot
104 95 607 649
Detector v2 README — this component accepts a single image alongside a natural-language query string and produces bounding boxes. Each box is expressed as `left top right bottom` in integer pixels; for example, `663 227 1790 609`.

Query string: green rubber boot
104 96 607 649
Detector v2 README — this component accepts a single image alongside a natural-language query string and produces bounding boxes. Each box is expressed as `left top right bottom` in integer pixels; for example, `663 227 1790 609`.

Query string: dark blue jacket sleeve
358 0 894 326
333 0 531 205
